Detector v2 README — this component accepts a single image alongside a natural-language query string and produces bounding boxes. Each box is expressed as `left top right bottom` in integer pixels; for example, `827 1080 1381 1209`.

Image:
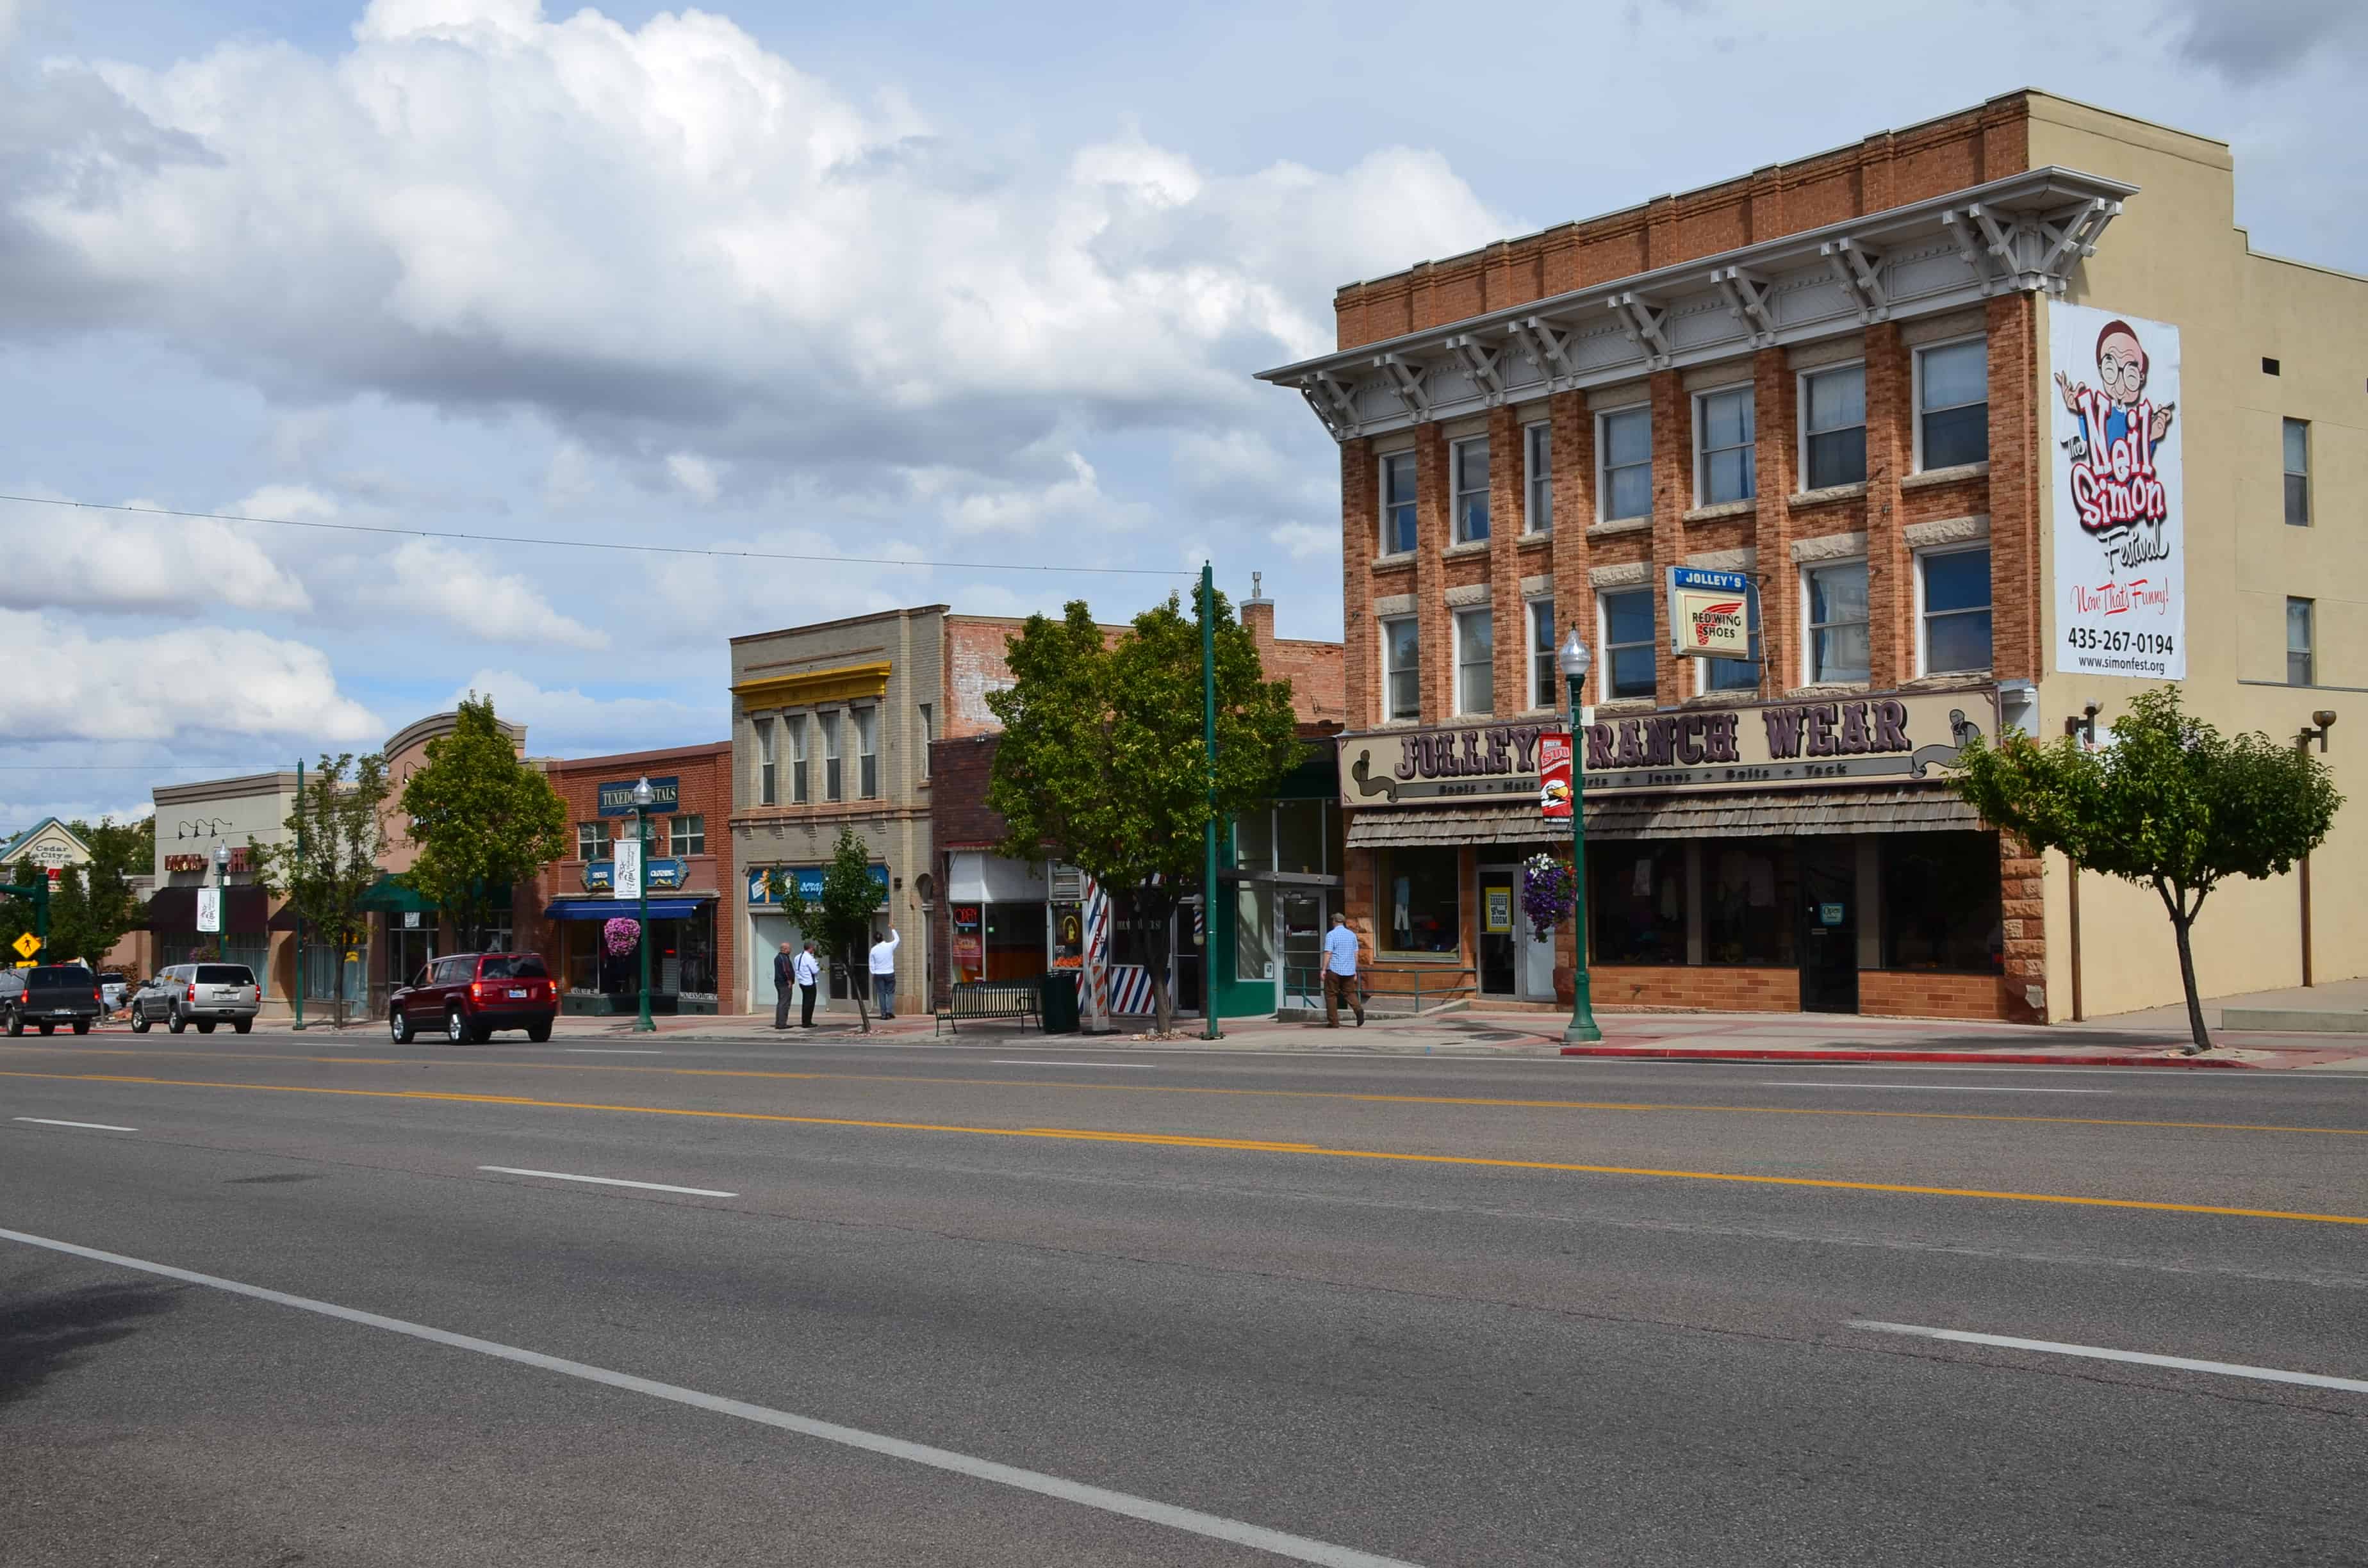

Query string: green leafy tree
1951 687 2342 1053
986 591 1304 1034
764 826 886 1033
249 753 393 1027
3 817 149 969
398 696 568 949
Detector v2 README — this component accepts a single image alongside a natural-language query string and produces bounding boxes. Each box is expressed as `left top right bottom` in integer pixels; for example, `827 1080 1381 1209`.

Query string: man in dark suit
771 942 795 1029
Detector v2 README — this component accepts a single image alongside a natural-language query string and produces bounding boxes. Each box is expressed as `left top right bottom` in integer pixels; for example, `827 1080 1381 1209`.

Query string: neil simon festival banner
2050 301 2185 681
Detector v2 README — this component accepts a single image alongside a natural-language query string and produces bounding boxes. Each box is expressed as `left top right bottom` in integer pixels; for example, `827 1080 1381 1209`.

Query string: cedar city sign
1338 688 1996 806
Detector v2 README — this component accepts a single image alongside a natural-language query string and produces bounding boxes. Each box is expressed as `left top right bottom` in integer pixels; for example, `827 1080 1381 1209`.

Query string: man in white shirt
868 927 901 1018
1321 912 1364 1029
793 941 821 1028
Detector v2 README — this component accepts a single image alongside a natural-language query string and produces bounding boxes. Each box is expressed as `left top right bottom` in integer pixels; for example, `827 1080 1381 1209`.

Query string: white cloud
666 452 721 503
454 669 719 753
381 539 610 651
0 608 378 744
944 450 1147 535
1 488 312 615
1270 522 1336 562
543 441 596 509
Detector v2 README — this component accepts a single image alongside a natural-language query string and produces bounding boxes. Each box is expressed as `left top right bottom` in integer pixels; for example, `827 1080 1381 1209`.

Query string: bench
934 981 1041 1036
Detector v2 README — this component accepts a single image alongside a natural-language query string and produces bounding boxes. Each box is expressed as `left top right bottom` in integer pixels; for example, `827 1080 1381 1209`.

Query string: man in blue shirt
1321 912 1365 1029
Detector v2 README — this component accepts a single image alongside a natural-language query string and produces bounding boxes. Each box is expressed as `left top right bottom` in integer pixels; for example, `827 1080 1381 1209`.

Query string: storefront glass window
983 902 1048 983
1274 799 1328 877
1882 833 2002 973
1233 807 1273 872
1379 847 1459 955
1703 841 1796 966
1591 844 1686 965
1235 885 1275 982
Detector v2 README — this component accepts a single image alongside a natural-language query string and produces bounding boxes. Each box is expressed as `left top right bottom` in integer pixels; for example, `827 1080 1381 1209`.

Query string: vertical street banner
613 838 642 901
196 887 222 934
1537 731 1573 819
2050 301 2185 680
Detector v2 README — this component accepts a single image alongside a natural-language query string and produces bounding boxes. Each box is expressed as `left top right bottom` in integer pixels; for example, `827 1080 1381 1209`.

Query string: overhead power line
0 493 1193 578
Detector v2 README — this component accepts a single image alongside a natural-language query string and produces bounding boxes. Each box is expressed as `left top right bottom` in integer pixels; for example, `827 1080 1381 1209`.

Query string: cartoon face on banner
2050 301 2185 681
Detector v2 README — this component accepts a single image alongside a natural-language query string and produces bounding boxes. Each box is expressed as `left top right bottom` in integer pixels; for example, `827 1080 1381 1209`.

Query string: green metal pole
1200 562 1221 1041
635 808 655 1032
1565 661 1602 1044
217 849 227 962
292 759 307 1031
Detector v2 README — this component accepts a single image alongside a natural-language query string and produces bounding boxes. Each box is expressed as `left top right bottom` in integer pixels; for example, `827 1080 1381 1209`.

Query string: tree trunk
845 948 869 1033
2163 894 2212 1055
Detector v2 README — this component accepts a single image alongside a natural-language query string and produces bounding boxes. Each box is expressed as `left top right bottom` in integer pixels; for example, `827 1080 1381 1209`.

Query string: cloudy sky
3 0 2362 828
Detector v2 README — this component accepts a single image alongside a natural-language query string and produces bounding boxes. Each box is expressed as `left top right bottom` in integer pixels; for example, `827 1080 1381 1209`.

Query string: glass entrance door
1798 840 1859 1013
1477 865 1518 998
1279 888 1326 1013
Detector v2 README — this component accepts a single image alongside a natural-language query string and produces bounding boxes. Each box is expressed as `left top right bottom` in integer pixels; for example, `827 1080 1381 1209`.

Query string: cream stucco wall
2026 94 2365 1018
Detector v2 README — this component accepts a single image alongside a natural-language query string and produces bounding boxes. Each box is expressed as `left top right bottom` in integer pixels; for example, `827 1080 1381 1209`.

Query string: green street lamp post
1558 626 1602 1044
212 840 231 962
631 775 656 1033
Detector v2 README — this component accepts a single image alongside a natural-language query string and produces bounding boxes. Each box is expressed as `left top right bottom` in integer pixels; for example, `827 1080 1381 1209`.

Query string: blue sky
4 0 2364 828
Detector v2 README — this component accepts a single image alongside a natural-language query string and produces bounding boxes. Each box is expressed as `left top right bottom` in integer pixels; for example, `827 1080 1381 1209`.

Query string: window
819 712 843 801
918 703 933 777
1801 364 1867 489
786 714 809 804
668 814 705 858
1379 846 1459 955
1704 841 1796 966
2262 357 2280 376
853 705 879 799
1600 588 1656 701
1916 339 1989 470
2285 419 2310 527
1805 560 1870 683
1920 548 1993 674
1882 833 2003 973
753 718 777 807
1379 451 1417 554
576 820 610 860
1696 386 1755 505
2289 597 2314 687
1590 844 1686 965
1452 436 1490 543
1454 607 1493 715
1529 599 1558 710
1599 406 1652 521
1700 587 1762 694
1524 422 1552 534
481 954 549 980
1382 617 1419 721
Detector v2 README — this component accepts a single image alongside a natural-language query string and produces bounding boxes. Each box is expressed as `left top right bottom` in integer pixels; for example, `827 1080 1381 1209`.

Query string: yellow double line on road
6 1046 2366 1140
8 1069 2367 1227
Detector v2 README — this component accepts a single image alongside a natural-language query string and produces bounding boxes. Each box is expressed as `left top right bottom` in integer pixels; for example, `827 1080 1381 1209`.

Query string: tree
3 817 149 969
398 696 568 949
1951 687 2342 1054
986 591 1304 1034
765 826 884 1033
250 753 392 1028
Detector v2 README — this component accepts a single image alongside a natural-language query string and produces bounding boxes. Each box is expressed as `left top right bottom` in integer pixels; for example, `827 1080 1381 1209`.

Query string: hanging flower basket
603 917 641 958
1520 853 1577 942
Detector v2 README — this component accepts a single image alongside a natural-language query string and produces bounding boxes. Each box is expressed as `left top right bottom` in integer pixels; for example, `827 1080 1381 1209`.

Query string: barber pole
1082 875 1111 1032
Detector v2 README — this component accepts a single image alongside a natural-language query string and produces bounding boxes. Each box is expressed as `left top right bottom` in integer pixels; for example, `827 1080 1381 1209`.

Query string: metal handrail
1281 962 1476 1014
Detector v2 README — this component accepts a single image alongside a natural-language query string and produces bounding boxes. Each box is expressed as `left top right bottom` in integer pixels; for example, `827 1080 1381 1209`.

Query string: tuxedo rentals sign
2050 302 2185 681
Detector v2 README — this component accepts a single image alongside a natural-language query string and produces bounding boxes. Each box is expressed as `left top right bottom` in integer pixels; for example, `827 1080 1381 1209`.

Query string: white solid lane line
12 1116 139 1132
477 1166 736 1198
1852 1321 2368 1396
992 1060 1165 1069
1759 1082 2110 1094
563 1049 664 1054
0 1227 1422 1568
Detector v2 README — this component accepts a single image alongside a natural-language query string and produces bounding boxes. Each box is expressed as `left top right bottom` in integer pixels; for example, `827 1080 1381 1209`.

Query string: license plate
52 1008 74 1017
508 988 528 999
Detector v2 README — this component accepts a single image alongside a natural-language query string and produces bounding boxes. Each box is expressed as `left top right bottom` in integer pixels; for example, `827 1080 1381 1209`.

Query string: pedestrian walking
772 942 795 1029
1321 912 1365 1028
868 927 900 1018
794 941 821 1027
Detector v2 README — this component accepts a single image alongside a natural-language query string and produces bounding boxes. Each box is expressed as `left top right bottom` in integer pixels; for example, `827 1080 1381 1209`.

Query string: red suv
391 952 559 1043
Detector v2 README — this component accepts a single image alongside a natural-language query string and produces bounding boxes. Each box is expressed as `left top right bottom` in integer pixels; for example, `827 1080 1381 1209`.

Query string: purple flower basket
602 917 641 958
1520 853 1576 942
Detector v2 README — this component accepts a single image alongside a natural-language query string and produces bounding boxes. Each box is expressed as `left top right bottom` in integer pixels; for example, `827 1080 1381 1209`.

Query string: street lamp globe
631 776 655 808
1557 626 1592 681
213 841 230 870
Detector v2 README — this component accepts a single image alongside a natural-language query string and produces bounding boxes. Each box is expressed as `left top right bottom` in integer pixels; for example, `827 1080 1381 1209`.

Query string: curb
1555 1045 2258 1069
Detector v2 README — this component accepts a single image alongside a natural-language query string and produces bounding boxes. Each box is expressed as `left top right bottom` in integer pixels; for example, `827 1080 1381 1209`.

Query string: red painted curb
1557 1045 2257 1068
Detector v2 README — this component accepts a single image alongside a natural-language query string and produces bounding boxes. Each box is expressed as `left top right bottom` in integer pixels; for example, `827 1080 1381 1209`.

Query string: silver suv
131 963 261 1034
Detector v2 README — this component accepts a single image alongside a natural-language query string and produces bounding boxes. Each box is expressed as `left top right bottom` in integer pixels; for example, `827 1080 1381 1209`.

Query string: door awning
353 875 439 914
1345 786 1985 848
143 884 271 934
543 896 714 922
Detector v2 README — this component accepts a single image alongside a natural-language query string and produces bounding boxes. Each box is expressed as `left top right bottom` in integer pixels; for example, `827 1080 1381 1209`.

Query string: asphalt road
4 1027 2365 1566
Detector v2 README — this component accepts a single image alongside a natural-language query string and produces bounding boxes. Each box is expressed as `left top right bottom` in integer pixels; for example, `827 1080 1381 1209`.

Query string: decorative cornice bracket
1711 265 1777 346
1608 291 1672 368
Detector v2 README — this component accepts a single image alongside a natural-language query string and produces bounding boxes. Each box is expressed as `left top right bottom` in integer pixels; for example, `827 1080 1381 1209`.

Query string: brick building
519 742 734 1014
1260 90 2362 1022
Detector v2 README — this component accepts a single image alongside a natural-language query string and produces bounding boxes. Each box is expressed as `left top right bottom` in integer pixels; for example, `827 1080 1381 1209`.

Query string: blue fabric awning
543 896 712 921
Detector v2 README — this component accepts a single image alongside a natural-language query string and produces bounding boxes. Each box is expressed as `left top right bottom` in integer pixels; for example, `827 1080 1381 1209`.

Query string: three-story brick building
1260 90 2362 1022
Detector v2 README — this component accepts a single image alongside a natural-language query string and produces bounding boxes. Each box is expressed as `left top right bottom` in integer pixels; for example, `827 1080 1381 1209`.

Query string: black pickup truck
2 963 104 1036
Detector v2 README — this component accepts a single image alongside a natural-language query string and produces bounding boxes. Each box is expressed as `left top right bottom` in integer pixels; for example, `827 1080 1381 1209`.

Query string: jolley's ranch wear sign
1338 689 1994 806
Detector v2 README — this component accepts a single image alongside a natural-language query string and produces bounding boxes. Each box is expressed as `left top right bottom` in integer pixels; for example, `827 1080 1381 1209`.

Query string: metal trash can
1039 971 1081 1034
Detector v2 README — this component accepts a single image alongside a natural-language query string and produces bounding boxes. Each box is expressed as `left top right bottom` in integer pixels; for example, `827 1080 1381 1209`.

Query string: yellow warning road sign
10 932 40 960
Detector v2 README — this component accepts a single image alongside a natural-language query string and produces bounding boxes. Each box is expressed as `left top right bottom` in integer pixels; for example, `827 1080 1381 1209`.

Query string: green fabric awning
353 875 438 915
